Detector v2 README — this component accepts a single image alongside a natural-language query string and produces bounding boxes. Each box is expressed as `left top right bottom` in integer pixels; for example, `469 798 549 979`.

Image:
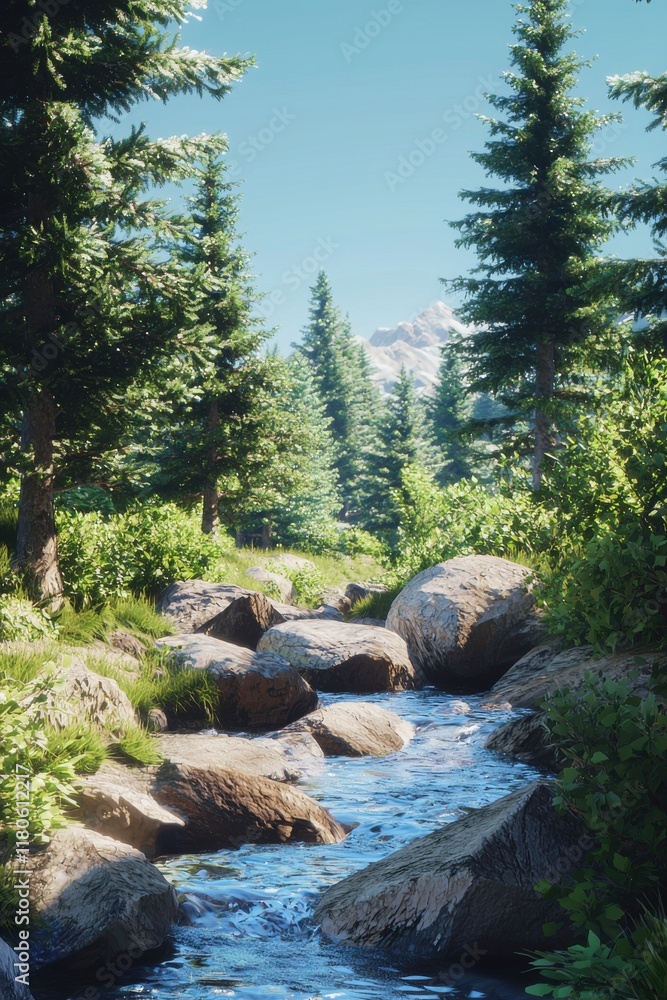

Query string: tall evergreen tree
145 151 269 537
0 0 249 598
366 367 428 535
445 0 629 488
608 72 667 346
297 272 380 518
429 337 472 483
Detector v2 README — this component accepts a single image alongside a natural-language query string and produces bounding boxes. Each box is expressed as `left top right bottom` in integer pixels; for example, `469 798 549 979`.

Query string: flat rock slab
386 555 539 692
314 782 582 959
157 732 299 782
284 702 415 757
257 620 418 693
29 827 178 971
196 593 286 650
157 634 317 728
487 643 663 709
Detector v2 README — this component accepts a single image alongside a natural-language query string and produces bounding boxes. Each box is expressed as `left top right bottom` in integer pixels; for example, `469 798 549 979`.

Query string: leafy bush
0 672 80 848
526 673 667 999
0 596 59 642
389 463 552 580
57 502 232 603
538 673 667 938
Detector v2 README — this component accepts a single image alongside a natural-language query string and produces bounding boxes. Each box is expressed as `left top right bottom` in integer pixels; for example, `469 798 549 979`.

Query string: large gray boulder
283 702 414 757
77 735 345 855
157 634 317 728
0 938 34 999
314 782 582 959
386 555 540 691
22 656 137 733
487 643 662 709
29 827 178 970
196 592 286 650
257 620 418 693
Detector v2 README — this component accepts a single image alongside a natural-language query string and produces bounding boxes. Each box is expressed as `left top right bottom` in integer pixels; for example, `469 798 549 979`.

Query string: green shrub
41 723 107 775
57 502 232 603
0 596 59 642
0 672 80 848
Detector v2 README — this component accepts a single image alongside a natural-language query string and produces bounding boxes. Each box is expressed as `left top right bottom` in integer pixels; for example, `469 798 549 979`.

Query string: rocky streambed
32 690 545 1000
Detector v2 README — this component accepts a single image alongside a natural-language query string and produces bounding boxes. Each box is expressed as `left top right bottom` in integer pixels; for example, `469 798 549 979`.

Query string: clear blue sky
113 0 667 348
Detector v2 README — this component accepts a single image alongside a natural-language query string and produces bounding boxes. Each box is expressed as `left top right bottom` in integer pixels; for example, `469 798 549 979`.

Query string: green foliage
389 463 551 580
0 673 80 848
537 353 667 651
0 595 59 642
40 725 107 776
57 503 231 603
345 584 403 622
538 674 667 938
286 565 326 609
108 726 163 768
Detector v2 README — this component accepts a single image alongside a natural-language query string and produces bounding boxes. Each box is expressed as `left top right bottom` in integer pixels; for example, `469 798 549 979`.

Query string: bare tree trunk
15 390 64 602
15 184 64 603
533 340 555 491
261 521 273 550
201 401 220 536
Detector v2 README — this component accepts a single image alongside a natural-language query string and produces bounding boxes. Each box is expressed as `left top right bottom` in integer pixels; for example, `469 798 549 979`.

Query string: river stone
314 782 581 959
487 643 662 709
152 761 346 852
245 567 296 604
21 657 137 733
29 827 178 971
386 555 538 692
283 702 415 757
157 634 317 728
486 712 563 770
0 938 34 999
158 580 344 634
196 593 286 650
257 620 418 693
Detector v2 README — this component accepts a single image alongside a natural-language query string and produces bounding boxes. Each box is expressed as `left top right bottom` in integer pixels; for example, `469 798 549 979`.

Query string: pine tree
143 151 269 536
366 367 429 535
297 272 381 518
445 0 629 488
608 72 667 346
0 1 249 598
429 337 472 483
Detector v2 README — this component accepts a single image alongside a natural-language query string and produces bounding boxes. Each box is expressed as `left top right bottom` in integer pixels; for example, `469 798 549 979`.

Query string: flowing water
43 690 547 1000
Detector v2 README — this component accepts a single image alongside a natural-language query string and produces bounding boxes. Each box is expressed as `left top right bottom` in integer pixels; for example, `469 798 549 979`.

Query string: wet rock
22 656 137 733
0 938 34 999
487 643 662 709
386 555 539 692
246 567 296 604
157 634 317 728
284 702 414 757
257 620 418 693
196 593 286 650
29 827 178 971
314 782 582 959
486 712 563 769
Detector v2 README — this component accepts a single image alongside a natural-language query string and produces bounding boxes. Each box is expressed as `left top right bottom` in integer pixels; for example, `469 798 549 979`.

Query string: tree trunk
261 521 273 550
15 389 64 603
533 340 555 491
201 401 220 536
15 182 64 603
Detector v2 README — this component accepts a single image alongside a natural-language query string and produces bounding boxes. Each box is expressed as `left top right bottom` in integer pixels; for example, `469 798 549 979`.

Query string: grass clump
41 723 108 774
345 583 403 622
108 725 163 767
